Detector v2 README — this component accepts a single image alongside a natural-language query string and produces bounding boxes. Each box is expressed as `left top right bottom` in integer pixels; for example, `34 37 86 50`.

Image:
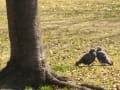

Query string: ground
0 0 120 89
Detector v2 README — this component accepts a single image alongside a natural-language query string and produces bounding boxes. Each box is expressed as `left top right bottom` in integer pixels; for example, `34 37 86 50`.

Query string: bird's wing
75 53 91 65
97 51 113 65
81 53 90 60
97 51 106 60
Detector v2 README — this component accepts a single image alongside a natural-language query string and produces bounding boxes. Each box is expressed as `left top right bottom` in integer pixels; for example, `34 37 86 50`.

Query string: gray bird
75 48 96 66
96 47 113 65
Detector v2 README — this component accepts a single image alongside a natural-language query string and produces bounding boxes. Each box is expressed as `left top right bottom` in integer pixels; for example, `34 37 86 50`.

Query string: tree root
0 66 107 90
46 70 107 90
81 84 107 90
0 64 15 80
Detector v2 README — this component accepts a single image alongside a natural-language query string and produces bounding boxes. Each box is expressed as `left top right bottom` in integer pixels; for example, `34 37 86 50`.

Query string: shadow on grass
76 64 113 68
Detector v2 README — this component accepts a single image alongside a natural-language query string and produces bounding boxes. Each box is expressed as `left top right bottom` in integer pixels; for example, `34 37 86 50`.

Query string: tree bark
6 0 45 70
0 0 107 90
0 0 47 89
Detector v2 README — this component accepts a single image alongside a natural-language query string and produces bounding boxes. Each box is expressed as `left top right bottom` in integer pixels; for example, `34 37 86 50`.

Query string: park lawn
0 0 120 89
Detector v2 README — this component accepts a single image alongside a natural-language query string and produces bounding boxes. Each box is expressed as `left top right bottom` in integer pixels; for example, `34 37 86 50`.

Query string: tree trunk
0 0 47 89
6 0 46 70
0 0 106 90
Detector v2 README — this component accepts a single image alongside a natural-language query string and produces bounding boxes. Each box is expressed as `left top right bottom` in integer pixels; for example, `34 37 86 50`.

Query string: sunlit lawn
0 0 120 89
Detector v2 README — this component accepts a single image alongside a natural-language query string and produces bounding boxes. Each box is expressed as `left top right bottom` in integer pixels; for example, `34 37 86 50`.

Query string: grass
0 0 120 89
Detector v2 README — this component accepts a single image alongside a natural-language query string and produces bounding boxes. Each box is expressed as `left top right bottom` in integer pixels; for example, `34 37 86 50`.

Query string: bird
75 48 96 66
96 47 113 65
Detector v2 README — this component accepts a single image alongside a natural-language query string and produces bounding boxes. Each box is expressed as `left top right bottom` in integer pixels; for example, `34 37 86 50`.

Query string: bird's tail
75 61 81 66
107 60 113 65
